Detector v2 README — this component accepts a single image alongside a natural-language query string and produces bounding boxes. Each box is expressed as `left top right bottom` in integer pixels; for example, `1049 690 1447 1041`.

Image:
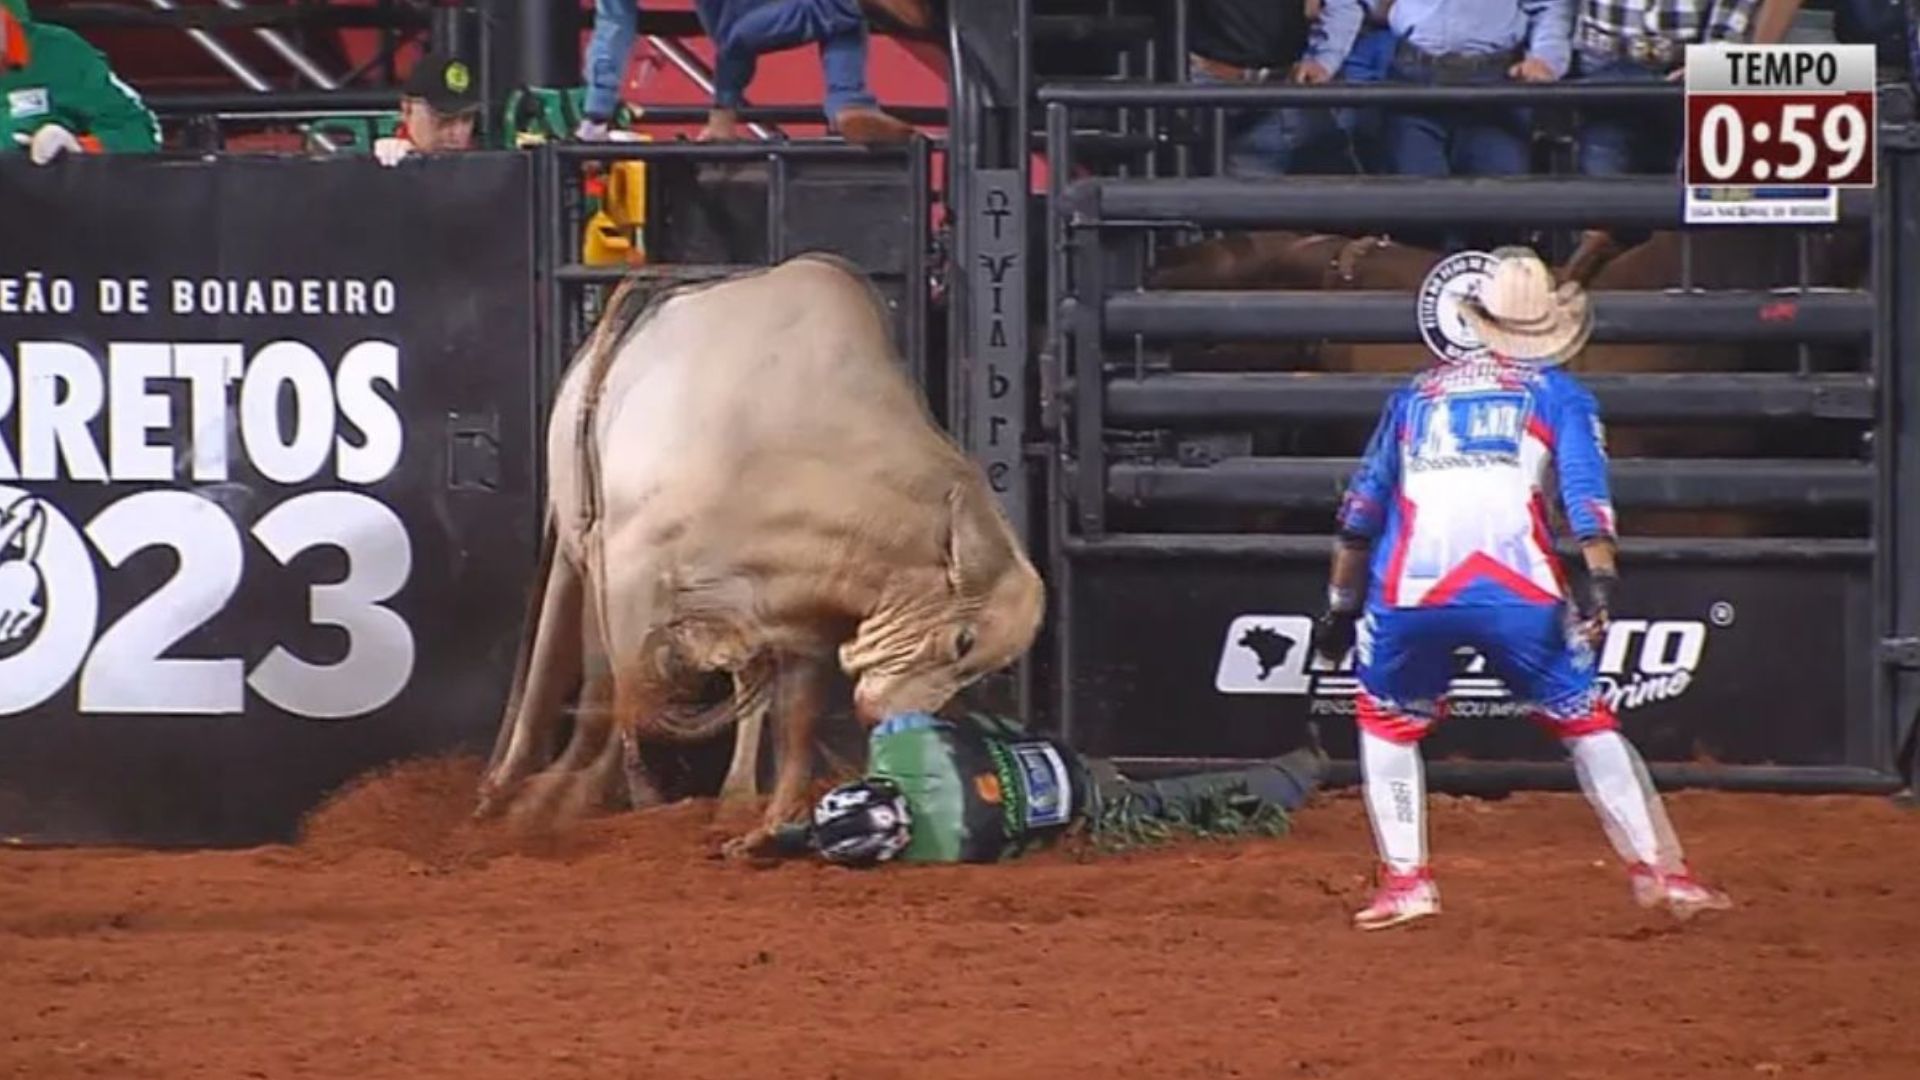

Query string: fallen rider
767 711 1328 866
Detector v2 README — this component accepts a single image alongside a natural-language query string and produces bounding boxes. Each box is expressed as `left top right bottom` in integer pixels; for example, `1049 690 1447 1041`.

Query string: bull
478 254 1045 855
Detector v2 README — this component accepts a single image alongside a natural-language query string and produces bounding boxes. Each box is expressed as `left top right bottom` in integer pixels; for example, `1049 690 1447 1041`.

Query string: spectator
1380 0 1573 180
0 0 159 164
1375 0 1572 250
1185 0 1364 177
373 53 480 167
578 0 640 141
1571 1 1761 179
1562 1 1764 278
694 0 930 144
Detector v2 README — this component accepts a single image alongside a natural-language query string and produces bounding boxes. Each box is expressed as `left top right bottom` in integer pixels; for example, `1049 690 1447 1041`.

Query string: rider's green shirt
866 712 1083 863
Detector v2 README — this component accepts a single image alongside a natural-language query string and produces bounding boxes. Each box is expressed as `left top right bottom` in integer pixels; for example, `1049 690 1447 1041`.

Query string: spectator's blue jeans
1382 60 1531 178
695 0 877 119
1189 65 1320 177
583 0 641 122
1332 26 1398 173
1574 55 1677 175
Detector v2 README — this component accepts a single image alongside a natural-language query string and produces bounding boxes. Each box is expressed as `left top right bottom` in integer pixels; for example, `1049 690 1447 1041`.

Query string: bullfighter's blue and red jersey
1336 359 1617 613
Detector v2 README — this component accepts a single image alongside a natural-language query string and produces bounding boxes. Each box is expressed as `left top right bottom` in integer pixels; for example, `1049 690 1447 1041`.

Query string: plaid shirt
1577 0 1761 59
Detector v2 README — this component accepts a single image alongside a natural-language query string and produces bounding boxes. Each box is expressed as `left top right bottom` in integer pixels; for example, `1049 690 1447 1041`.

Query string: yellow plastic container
581 147 651 267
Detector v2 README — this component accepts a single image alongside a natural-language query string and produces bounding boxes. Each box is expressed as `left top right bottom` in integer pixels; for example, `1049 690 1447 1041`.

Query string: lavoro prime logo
1214 611 1719 717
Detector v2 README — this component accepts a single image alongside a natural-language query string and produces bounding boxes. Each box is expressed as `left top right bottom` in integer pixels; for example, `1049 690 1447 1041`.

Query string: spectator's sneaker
574 118 610 142
1628 862 1733 920
1353 865 1440 931
861 0 933 32
833 107 916 145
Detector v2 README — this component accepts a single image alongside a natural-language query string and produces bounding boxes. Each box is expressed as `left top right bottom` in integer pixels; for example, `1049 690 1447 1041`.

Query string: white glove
13 124 84 165
372 136 415 167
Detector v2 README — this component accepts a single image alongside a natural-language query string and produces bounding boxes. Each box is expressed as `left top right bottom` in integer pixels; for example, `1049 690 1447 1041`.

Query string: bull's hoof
472 778 515 821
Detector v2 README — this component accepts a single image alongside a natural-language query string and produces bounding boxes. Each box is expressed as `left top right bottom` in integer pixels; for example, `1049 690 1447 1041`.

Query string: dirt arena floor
3 757 1918 1080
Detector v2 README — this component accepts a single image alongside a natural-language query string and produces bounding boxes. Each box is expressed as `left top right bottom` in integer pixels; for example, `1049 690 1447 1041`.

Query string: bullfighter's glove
1575 569 1617 649
1312 585 1361 666
14 124 82 165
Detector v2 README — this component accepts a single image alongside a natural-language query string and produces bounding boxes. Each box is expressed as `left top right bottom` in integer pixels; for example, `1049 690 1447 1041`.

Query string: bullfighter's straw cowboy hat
1459 247 1593 366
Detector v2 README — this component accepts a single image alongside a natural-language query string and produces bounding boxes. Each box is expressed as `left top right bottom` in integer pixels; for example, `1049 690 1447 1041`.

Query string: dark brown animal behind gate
1131 227 1871 538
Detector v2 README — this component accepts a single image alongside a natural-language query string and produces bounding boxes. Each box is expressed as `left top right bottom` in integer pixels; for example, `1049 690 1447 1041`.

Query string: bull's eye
954 627 977 659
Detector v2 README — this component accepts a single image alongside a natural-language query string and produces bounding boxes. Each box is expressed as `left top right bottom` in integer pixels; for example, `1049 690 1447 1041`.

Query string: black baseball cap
402 53 480 114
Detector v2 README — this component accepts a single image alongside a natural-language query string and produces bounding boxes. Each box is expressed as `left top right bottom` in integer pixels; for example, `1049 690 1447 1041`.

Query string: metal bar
146 89 399 114
1061 533 1874 564
538 145 566 512
1068 176 1877 230
1032 14 1158 46
147 95 943 126
145 0 272 92
1101 372 1878 424
906 137 930 402
646 35 778 141
143 0 341 152
1878 143 1920 781
1039 80 1683 108
212 0 341 90
1105 758 1906 795
552 141 917 162
1100 289 1874 344
1046 102 1072 439
1071 230 1109 536
766 154 788 263
554 262 796 283
43 5 430 30
1107 457 1876 511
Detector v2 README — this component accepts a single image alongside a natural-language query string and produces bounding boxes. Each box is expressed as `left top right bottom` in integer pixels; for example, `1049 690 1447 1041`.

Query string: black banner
1067 557 1877 775
0 154 539 846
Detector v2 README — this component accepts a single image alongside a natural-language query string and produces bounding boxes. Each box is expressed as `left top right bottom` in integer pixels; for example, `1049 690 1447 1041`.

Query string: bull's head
840 478 1045 724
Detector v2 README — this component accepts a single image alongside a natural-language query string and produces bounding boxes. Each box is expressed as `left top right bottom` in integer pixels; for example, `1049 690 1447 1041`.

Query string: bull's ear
944 481 1016 597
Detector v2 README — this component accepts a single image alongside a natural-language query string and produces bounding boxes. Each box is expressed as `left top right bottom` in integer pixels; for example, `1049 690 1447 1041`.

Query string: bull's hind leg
478 526 587 817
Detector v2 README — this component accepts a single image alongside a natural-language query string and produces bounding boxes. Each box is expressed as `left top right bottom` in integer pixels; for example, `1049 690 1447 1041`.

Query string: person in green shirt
2 0 160 164
770 711 1328 867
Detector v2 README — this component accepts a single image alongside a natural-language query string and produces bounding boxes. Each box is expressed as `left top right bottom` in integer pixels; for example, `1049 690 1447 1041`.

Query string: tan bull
478 254 1045 855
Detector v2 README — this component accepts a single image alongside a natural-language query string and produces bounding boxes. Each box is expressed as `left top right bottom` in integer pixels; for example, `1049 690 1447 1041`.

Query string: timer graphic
1684 44 1877 189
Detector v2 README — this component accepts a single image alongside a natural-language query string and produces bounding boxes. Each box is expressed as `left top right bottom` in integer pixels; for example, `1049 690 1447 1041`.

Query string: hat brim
413 93 480 115
1460 289 1592 366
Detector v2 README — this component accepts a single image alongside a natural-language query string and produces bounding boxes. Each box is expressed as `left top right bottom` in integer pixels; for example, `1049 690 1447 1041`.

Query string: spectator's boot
860 0 934 32
833 106 916 145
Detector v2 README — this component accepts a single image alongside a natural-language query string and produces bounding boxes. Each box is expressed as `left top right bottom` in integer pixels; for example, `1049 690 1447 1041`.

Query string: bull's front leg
721 656 829 859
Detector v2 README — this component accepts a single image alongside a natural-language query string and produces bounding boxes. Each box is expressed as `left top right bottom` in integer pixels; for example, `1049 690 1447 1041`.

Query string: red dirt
3 756 1917 1080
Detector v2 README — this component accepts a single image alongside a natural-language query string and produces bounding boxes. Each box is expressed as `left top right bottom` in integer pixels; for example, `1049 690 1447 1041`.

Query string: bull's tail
486 508 563 775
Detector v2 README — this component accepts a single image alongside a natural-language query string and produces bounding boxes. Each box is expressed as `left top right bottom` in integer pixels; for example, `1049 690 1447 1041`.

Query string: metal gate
1036 80 1920 793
